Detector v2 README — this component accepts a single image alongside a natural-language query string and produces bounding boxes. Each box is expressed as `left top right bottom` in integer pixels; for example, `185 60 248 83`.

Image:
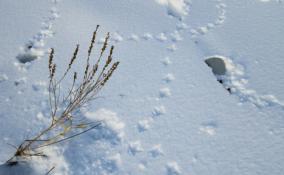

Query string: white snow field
1 0 284 174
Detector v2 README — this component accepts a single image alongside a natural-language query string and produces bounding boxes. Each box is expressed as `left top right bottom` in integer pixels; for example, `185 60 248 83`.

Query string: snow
142 33 153 40
0 74 8 83
166 161 182 175
159 87 172 97
137 119 152 132
1 0 284 174
149 144 164 157
156 32 168 42
128 141 144 155
163 73 175 82
84 109 125 144
111 32 124 43
155 0 190 19
0 147 69 175
152 105 167 116
208 56 284 108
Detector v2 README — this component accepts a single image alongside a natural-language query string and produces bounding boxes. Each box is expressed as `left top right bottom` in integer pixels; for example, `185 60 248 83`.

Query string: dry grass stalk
7 25 119 163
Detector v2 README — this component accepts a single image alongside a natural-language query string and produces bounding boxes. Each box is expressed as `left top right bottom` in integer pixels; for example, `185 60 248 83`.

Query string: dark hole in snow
16 52 38 64
205 57 226 75
205 56 231 93
16 43 43 63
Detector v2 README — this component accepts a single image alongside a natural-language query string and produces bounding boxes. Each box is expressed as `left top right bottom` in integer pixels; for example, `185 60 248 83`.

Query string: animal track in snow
199 121 218 136
166 161 182 175
159 87 172 98
128 141 144 155
170 30 183 42
137 118 153 132
142 33 154 40
178 0 227 38
152 105 166 117
103 153 123 173
162 57 172 66
92 0 226 51
111 32 124 43
128 34 140 42
32 80 48 93
214 1 226 26
205 55 284 109
14 77 27 86
156 32 168 42
0 73 8 83
13 62 31 72
138 162 147 172
149 144 164 157
167 44 178 52
16 1 59 63
163 73 175 83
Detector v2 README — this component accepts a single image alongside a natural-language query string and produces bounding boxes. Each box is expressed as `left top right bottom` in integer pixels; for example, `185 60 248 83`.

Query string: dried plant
7 25 119 164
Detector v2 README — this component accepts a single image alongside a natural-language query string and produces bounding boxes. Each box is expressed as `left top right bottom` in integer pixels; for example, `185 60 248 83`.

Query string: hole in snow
205 55 232 93
204 56 284 108
205 56 227 75
16 45 45 63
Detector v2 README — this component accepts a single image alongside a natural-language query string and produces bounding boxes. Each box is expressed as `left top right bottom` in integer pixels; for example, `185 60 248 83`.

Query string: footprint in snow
205 55 284 109
170 30 183 42
156 32 168 42
159 87 172 98
163 73 175 83
0 73 8 83
166 162 182 175
16 1 59 63
199 121 218 136
152 105 167 117
162 57 172 66
128 141 144 156
173 0 227 38
149 144 164 158
142 33 153 40
128 34 140 42
137 118 153 132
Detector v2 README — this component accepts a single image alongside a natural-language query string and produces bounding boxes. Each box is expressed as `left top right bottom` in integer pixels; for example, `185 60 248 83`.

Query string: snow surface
1 0 284 174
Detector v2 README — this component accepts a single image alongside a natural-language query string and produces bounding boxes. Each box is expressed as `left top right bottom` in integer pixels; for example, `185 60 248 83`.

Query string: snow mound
85 108 125 144
155 0 190 19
